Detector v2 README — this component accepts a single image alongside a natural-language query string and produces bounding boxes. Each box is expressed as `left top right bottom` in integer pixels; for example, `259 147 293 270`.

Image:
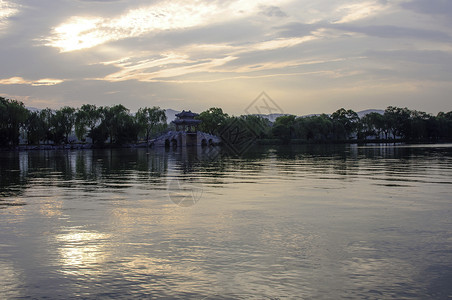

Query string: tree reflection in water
1 144 452 203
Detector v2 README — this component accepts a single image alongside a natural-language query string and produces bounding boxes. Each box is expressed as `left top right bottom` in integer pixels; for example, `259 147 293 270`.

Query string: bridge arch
171 138 178 148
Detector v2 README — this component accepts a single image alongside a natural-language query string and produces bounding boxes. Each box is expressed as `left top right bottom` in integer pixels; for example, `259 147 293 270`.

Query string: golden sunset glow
48 17 105 52
1 1 452 298
0 77 64 86
46 0 284 52
334 1 389 24
0 0 451 115
0 0 18 31
57 230 111 273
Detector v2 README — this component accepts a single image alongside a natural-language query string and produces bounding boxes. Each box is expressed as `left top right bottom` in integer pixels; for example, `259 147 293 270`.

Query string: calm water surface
1 144 451 299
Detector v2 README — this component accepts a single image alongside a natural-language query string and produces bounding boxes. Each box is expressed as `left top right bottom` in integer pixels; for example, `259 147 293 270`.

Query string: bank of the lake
2 137 452 152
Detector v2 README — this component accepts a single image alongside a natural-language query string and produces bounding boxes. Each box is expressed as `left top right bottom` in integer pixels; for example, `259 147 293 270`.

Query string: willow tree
272 115 296 143
0 97 29 146
360 112 384 139
196 107 229 135
331 108 359 140
75 104 102 143
384 106 411 139
136 106 167 142
100 104 139 144
295 114 333 141
55 106 75 143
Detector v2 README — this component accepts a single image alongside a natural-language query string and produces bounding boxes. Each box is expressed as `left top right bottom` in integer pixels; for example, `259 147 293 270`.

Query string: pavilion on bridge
172 110 202 133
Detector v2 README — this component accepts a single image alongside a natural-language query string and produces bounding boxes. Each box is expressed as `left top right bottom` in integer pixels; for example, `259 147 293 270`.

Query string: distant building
152 110 220 147
172 110 202 133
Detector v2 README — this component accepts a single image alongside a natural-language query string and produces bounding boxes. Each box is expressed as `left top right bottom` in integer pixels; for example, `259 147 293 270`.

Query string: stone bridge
150 131 221 148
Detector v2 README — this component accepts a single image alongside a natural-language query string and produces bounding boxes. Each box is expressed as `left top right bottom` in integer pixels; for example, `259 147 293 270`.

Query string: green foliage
360 112 384 139
331 108 360 140
239 115 272 139
384 106 412 139
436 111 452 139
294 114 333 141
196 107 229 135
136 106 167 141
75 104 102 143
407 110 431 140
101 105 138 144
55 106 76 144
1 97 452 147
0 97 29 146
272 115 296 144
25 111 43 145
38 108 54 144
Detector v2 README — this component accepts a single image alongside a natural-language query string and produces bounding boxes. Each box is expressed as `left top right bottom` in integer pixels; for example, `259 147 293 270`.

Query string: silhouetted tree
436 111 452 140
101 105 138 144
136 106 167 142
196 107 229 135
272 115 296 143
239 114 271 139
0 97 29 146
294 114 333 141
2 100 451 147
360 112 384 139
331 108 359 140
54 106 76 143
407 110 430 140
384 106 411 139
24 111 42 145
75 104 102 143
38 108 54 144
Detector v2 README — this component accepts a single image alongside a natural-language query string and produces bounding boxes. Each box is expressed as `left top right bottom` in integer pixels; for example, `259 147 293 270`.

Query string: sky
0 0 451 116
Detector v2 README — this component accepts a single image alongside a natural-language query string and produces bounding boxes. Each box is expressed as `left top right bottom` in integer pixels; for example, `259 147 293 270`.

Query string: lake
1 144 451 299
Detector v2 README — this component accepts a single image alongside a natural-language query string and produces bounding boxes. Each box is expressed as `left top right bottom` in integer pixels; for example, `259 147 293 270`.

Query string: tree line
0 97 166 146
195 107 452 144
1 96 451 147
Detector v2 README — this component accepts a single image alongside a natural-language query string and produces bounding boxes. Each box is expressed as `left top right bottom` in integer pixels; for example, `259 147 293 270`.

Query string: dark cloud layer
334 24 452 42
274 22 317 38
1 0 451 114
402 0 452 16
259 5 287 18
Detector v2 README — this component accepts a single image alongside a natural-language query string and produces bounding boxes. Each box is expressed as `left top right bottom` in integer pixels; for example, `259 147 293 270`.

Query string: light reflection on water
0 144 451 299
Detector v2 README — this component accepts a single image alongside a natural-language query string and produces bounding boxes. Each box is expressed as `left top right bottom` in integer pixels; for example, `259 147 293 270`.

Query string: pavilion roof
175 110 199 119
173 119 201 125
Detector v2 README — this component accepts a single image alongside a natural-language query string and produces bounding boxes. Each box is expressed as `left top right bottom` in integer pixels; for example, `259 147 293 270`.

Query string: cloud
259 5 287 17
1 0 451 115
0 77 64 86
78 0 121 2
252 36 316 51
332 1 389 24
44 0 290 52
95 35 318 83
275 22 317 38
127 19 265 51
401 0 452 16
0 0 19 32
366 49 452 65
99 53 237 82
334 24 452 42
364 49 452 81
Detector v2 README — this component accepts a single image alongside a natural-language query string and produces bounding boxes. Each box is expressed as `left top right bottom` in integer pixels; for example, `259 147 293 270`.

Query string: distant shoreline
256 138 452 145
2 139 451 152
